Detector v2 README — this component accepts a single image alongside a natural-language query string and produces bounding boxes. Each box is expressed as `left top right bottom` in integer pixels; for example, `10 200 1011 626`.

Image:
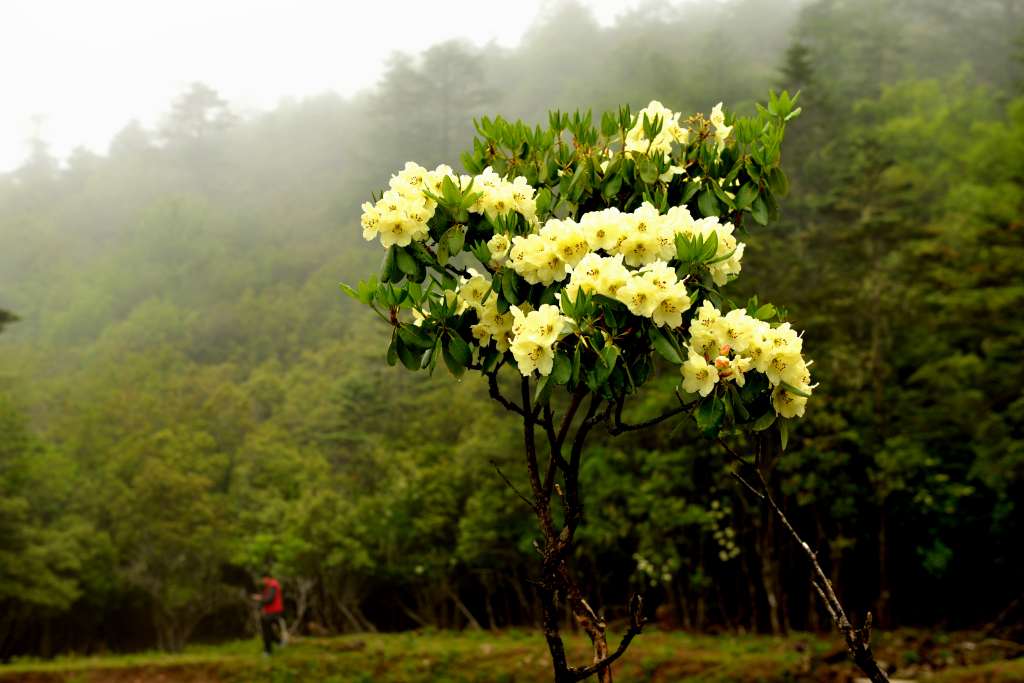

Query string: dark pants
260 614 281 654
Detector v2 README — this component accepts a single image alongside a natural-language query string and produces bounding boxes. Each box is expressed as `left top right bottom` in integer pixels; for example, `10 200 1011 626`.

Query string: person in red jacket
253 571 284 655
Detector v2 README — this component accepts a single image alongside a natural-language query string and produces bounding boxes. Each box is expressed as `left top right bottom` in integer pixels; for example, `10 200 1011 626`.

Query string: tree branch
608 404 689 435
490 460 536 512
556 385 589 450
487 369 525 417
569 594 645 681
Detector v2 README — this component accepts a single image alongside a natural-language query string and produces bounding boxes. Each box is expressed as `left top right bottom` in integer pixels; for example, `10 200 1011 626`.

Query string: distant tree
14 119 59 189
110 427 236 652
0 310 16 335
108 120 154 160
373 41 495 165
0 397 91 661
160 82 235 146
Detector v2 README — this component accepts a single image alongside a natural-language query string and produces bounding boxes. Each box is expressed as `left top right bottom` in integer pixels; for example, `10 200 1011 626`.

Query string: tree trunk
288 577 314 636
759 510 783 635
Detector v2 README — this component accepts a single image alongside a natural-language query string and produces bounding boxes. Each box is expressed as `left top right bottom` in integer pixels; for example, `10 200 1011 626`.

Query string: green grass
1 629 1020 682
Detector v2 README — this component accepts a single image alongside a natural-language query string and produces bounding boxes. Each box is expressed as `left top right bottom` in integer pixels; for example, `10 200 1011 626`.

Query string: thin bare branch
490 460 536 511
606 403 688 436
556 385 588 449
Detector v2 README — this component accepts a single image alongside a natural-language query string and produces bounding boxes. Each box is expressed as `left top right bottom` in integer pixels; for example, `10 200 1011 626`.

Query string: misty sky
1 0 646 173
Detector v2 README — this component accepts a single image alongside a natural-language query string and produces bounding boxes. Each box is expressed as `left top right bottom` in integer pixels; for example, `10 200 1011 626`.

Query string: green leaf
677 389 700 405
395 336 421 371
534 374 551 403
680 181 700 203
386 334 398 366
420 344 437 370
779 419 789 451
396 247 418 277
398 324 433 350
436 237 450 266
501 268 522 305
695 396 725 437
739 372 769 403
536 187 553 216
698 188 719 217
442 343 466 378
551 352 571 385
539 284 558 306
699 231 719 262
600 344 620 370
339 283 360 301
750 196 768 226
471 240 492 265
710 181 735 210
751 411 776 432
728 384 749 420
638 156 659 184
648 326 682 364
754 303 776 321
675 234 699 263
567 163 589 200
735 182 758 210
441 175 460 205
602 171 623 199
380 245 398 282
779 381 812 398
446 331 472 368
768 167 789 196
446 225 466 255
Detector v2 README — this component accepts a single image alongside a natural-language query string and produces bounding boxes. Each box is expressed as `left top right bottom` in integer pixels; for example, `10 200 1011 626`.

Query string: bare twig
490 460 536 511
717 438 765 500
608 393 689 435
556 386 588 449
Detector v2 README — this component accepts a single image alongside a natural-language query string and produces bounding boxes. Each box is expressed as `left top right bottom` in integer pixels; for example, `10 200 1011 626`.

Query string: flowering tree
343 94 882 682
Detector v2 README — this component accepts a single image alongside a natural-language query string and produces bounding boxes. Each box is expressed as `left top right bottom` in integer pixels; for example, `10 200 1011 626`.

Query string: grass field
1 629 1022 682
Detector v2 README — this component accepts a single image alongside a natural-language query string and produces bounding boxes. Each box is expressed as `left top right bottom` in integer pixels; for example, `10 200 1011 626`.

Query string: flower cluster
509 202 744 285
507 217 590 285
624 100 689 158
361 163 537 248
464 167 538 223
360 162 446 248
681 302 815 417
566 254 692 328
708 500 739 562
459 271 514 352
508 304 572 376
633 553 675 587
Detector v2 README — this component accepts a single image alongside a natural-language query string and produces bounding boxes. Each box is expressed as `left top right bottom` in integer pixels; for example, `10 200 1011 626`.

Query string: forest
0 0 1021 667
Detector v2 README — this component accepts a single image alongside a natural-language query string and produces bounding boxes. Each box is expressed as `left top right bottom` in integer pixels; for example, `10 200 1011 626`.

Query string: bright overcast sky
0 0 646 172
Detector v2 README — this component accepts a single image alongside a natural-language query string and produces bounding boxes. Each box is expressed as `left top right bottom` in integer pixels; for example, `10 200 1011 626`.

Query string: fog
1 0 644 171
